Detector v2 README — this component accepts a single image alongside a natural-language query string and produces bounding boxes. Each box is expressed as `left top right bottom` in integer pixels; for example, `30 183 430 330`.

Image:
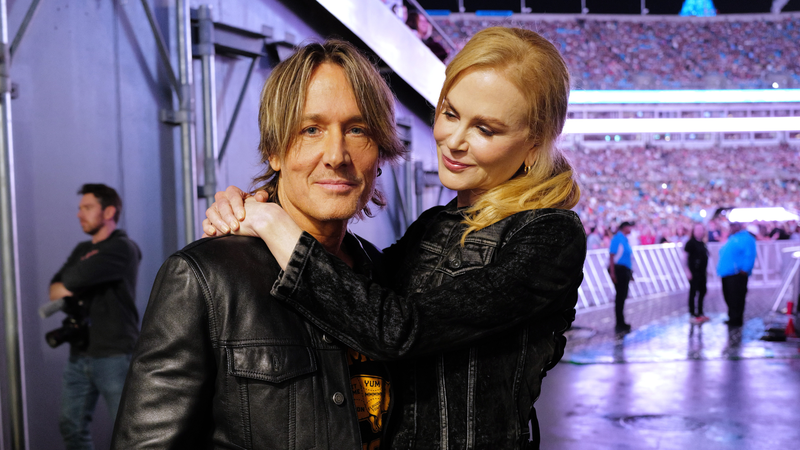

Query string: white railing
577 240 797 311
771 246 800 312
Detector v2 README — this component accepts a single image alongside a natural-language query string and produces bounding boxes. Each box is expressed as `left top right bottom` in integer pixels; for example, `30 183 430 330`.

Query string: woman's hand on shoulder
235 198 303 269
202 186 268 237
202 186 301 269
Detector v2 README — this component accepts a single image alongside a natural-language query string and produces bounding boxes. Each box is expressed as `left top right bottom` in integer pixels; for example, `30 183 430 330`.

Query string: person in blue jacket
716 222 757 327
609 221 635 334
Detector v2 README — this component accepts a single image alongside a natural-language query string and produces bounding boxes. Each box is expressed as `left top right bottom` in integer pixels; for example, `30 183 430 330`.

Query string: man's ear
268 154 281 172
103 206 116 222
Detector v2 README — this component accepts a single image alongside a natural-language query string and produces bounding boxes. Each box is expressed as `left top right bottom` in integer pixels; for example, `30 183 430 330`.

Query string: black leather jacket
112 234 382 449
271 204 587 449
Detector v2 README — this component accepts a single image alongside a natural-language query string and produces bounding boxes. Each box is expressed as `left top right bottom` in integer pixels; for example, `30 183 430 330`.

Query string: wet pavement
537 287 800 450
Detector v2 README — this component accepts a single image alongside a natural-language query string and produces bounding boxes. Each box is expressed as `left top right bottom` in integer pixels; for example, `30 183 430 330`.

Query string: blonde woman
206 27 586 449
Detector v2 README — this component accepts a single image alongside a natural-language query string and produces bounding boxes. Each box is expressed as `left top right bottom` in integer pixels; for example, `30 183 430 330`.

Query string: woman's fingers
204 186 267 237
253 190 270 203
213 188 242 231
223 186 248 222
201 218 218 238
205 204 231 235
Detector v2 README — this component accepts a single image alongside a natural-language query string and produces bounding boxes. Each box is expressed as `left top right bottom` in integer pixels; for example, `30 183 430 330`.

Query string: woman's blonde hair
436 27 581 243
253 40 406 217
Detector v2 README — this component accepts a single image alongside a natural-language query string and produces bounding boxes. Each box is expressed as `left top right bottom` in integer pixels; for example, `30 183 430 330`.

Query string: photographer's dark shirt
51 229 141 357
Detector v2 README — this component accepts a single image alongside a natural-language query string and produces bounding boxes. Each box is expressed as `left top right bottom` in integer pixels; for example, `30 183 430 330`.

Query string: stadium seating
571 144 800 245
435 15 800 90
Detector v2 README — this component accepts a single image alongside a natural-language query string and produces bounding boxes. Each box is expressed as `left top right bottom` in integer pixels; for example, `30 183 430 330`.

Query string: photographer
49 184 141 450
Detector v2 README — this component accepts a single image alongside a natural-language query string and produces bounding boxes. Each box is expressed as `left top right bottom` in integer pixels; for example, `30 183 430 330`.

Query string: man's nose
322 129 351 168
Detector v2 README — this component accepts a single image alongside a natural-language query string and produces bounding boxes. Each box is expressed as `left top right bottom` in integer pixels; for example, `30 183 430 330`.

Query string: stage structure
0 0 40 447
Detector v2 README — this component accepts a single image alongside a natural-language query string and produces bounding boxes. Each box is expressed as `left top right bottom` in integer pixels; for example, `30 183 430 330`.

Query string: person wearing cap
716 222 758 327
609 221 635 334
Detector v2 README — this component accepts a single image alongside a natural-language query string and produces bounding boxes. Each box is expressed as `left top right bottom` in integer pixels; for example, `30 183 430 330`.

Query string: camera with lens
44 297 91 350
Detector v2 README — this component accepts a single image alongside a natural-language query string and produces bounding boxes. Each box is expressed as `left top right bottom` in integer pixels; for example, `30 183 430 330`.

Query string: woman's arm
271 211 586 360
203 187 300 268
111 255 216 449
202 186 421 273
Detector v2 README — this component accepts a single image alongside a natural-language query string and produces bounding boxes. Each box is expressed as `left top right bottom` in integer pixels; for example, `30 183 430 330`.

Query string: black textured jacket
271 204 587 449
51 229 141 357
112 234 382 449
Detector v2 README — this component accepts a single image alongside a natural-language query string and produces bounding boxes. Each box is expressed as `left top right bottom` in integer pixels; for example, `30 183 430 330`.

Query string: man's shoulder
731 231 755 244
178 235 272 258
103 230 141 256
71 239 94 253
173 235 280 278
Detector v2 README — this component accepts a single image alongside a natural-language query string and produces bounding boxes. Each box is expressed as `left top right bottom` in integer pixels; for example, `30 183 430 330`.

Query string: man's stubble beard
84 222 103 236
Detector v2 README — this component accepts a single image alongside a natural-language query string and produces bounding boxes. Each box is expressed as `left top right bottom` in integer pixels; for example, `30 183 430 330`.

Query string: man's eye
303 127 320 135
350 126 366 136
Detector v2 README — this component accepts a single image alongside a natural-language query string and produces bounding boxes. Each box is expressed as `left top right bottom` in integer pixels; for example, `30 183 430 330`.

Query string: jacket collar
442 198 469 218
342 232 374 277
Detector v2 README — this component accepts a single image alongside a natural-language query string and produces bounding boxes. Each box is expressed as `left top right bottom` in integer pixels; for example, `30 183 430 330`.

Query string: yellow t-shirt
347 348 391 450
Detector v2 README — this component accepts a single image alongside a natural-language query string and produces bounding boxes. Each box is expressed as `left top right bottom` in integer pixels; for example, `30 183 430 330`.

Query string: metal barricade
577 240 797 311
771 245 800 312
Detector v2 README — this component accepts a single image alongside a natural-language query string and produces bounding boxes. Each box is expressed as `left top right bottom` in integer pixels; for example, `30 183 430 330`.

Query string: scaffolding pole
177 0 197 245
197 5 217 209
9 0 42 61
140 0 180 95
0 0 29 447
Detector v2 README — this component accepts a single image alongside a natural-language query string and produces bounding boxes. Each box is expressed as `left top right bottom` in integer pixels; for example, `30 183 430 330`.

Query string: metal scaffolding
146 0 268 242
0 0 40 447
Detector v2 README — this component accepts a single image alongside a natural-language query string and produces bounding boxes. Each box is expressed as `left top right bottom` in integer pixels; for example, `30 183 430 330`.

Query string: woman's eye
443 110 457 119
478 126 494 137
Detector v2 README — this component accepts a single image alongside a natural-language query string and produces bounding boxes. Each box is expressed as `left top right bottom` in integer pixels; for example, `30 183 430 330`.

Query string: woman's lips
441 154 472 172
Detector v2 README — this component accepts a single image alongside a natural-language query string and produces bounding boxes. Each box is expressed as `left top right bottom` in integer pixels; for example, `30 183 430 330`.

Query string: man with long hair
112 40 405 449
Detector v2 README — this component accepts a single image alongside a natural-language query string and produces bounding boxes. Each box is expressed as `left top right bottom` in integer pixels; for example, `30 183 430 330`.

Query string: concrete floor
537 287 800 450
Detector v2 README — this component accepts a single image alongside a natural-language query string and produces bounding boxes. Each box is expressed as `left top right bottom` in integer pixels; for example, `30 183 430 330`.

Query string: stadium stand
572 144 800 247
434 13 800 89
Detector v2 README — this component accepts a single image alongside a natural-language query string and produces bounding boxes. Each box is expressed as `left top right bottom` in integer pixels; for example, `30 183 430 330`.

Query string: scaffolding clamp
0 43 10 94
160 109 193 125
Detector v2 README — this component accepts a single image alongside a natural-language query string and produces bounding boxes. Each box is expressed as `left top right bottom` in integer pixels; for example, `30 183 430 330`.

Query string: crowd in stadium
434 15 800 89
572 144 800 248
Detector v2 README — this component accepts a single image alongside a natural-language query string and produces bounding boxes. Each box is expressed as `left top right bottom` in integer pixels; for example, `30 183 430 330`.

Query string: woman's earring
524 164 532 174
377 168 382 177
